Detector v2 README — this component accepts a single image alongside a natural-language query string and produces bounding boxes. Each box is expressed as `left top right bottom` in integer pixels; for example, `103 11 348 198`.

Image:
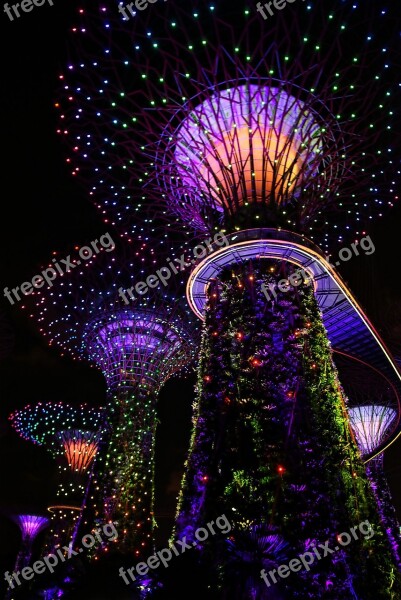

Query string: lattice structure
9 403 104 554
84 307 195 394
163 84 342 233
348 405 397 457
334 352 400 451
58 0 401 250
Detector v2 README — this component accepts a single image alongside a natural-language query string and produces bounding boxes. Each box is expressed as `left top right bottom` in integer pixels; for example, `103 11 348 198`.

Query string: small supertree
4 514 49 600
336 353 401 569
24 244 199 562
348 405 401 568
10 514 49 572
9 402 104 554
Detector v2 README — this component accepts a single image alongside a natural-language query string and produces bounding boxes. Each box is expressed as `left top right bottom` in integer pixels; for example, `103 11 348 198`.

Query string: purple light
171 85 325 214
84 309 194 392
14 515 49 540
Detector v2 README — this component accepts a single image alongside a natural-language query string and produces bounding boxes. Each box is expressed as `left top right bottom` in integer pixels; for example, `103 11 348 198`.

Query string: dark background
1 0 401 585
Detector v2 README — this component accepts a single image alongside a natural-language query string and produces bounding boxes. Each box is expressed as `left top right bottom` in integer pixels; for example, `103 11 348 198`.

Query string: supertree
23 244 198 566
9 514 49 572
4 514 49 599
55 1 401 597
9 402 105 555
335 353 401 569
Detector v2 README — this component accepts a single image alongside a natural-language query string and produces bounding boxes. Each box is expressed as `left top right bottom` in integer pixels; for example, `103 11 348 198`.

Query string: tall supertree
56 1 401 597
9 402 105 555
24 245 198 563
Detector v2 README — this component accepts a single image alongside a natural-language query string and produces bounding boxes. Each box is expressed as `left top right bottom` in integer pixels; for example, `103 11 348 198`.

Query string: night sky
1 0 401 589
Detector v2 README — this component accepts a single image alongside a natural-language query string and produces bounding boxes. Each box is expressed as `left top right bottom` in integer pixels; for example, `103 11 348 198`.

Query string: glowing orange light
59 431 99 473
199 127 301 207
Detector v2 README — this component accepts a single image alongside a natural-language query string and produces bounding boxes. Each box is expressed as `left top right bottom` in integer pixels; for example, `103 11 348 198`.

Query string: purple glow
15 514 49 540
172 85 324 210
84 309 194 392
348 405 397 454
96 317 180 351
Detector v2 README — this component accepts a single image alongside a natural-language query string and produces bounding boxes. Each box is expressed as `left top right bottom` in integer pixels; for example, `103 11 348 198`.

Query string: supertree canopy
13 515 50 541
58 429 100 474
348 405 397 457
58 0 401 250
24 244 199 560
53 2 401 597
9 402 104 554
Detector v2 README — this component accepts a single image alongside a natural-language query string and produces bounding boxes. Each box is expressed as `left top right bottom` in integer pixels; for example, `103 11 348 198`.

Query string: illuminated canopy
57 430 100 473
84 309 194 393
13 515 49 541
348 405 397 455
172 85 326 211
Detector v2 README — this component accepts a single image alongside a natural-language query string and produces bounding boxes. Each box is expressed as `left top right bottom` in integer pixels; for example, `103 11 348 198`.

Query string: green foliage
174 259 401 599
